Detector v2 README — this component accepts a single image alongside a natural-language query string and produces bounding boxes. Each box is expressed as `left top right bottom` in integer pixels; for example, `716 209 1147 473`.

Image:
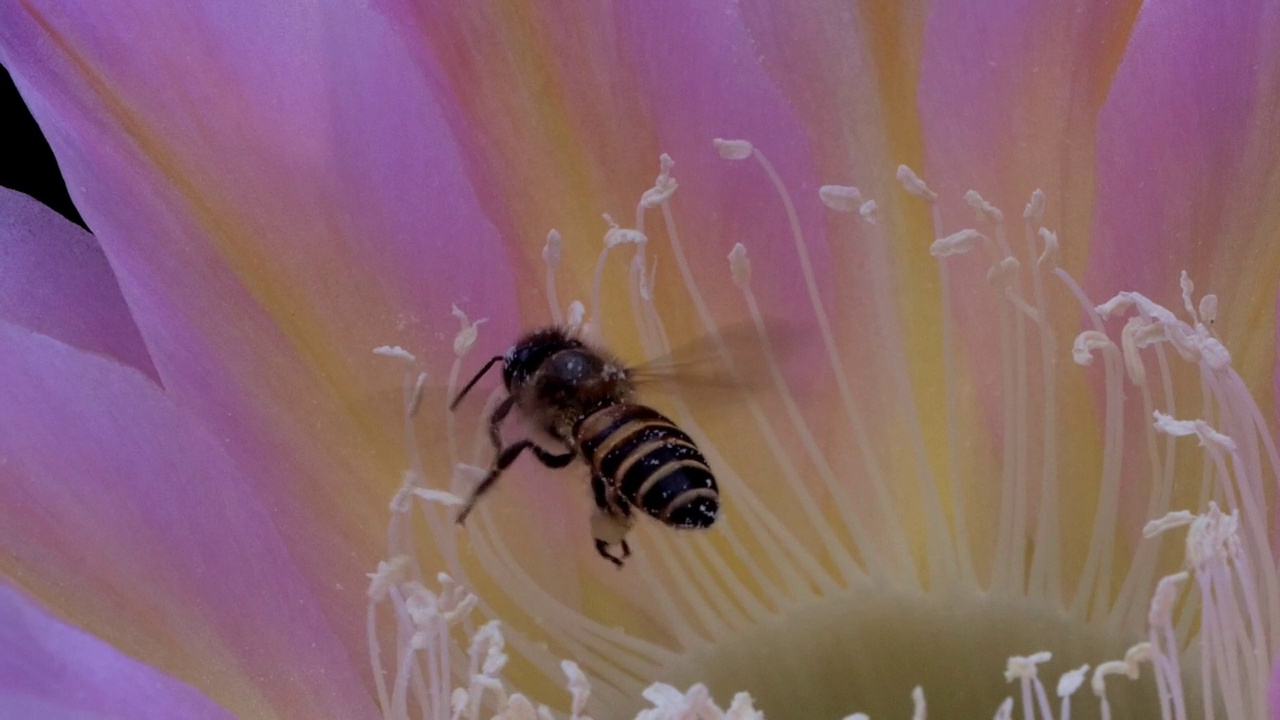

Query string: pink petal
1085 0 1280 350
0 584 233 720
0 187 154 379
0 322 375 719
0 0 523 664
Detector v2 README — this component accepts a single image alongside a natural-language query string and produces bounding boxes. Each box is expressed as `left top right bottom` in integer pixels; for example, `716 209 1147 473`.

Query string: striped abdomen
575 404 719 528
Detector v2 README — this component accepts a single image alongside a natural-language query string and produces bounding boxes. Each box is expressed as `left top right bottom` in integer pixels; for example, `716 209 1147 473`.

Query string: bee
449 326 719 567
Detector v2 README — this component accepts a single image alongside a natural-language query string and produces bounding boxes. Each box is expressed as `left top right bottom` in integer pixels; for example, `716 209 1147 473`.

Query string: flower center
665 588 1158 719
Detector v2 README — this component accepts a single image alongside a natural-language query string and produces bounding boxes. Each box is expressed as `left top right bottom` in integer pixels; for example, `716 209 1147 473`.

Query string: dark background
3 66 85 228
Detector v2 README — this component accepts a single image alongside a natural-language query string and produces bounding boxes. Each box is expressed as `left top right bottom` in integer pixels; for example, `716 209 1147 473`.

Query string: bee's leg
590 473 634 568
486 395 516 452
594 539 626 567
530 445 575 468
456 439 534 525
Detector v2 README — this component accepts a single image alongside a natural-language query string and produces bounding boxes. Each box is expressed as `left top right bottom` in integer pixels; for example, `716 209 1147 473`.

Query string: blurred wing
627 319 798 401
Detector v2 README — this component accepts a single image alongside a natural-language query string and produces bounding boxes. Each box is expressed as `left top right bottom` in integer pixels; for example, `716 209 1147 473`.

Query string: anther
366 556 410 601
641 154 679 208
1024 189 1046 225
1071 330 1113 366
1199 294 1218 326
1004 651 1052 682
561 661 592 717
713 138 754 160
1179 271 1197 323
964 190 1004 225
1037 228 1059 269
452 305 488 357
1143 510 1195 538
930 229 986 257
604 227 647 248
373 345 417 364
543 229 562 269
1057 664 1090 698
896 164 937 201
859 199 879 224
408 372 428 417
728 242 752 290
818 184 862 213
566 300 586 329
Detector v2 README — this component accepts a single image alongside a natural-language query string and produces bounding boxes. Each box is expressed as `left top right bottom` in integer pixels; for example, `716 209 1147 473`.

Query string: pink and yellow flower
2 1 1279 718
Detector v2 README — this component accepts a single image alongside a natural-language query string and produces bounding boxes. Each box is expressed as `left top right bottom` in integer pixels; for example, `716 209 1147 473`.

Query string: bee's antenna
450 355 504 411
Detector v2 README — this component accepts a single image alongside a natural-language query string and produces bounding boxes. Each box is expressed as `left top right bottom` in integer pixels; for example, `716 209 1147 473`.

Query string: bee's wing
626 319 797 400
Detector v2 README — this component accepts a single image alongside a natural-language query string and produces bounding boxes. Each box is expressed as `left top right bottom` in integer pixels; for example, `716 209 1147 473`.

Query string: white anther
1179 271 1197 322
1057 664 1090 698
409 629 429 650
451 688 469 716
897 164 937 201
452 305 488 357
964 190 1004 224
993 697 1014 720
859 200 879 224
1124 643 1153 668
366 556 410 601
1186 503 1241 569
604 227 647 249
1152 411 1237 452
1199 294 1218 326
1024 189 1046 225
562 660 592 717
987 257 1020 288
911 686 926 720
543 229 562 268
819 184 863 212
930 229 986 257
1148 572 1189 626
1143 510 1196 538
1119 317 1148 386
1091 660 1135 696
641 154 679 208
714 138 754 160
725 693 766 720
565 300 586 330
728 243 752 290
496 695 538 720
841 714 870 720
471 621 508 676
1072 330 1113 366
408 372 429 417
1131 321 1166 350
1038 228 1059 269
373 345 417 363
1004 651 1052 682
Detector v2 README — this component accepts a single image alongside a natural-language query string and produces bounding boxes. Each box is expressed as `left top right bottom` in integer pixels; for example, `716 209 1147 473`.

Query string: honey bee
450 326 719 567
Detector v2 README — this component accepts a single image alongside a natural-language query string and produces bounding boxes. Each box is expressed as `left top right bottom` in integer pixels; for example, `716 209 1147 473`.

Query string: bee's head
502 327 583 391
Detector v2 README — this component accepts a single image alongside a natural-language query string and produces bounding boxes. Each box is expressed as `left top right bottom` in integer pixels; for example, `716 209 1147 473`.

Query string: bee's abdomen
576 404 719 528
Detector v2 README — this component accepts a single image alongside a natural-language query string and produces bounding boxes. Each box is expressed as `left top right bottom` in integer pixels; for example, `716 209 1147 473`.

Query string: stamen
911 686 927 720
641 154 679 208
543 229 564 325
929 228 986 257
713 138 754 160
963 189 1004 225
374 345 418 364
1056 664 1089 720
451 305 487 357
818 184 862 212
858 200 878 224
896 164 937 201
